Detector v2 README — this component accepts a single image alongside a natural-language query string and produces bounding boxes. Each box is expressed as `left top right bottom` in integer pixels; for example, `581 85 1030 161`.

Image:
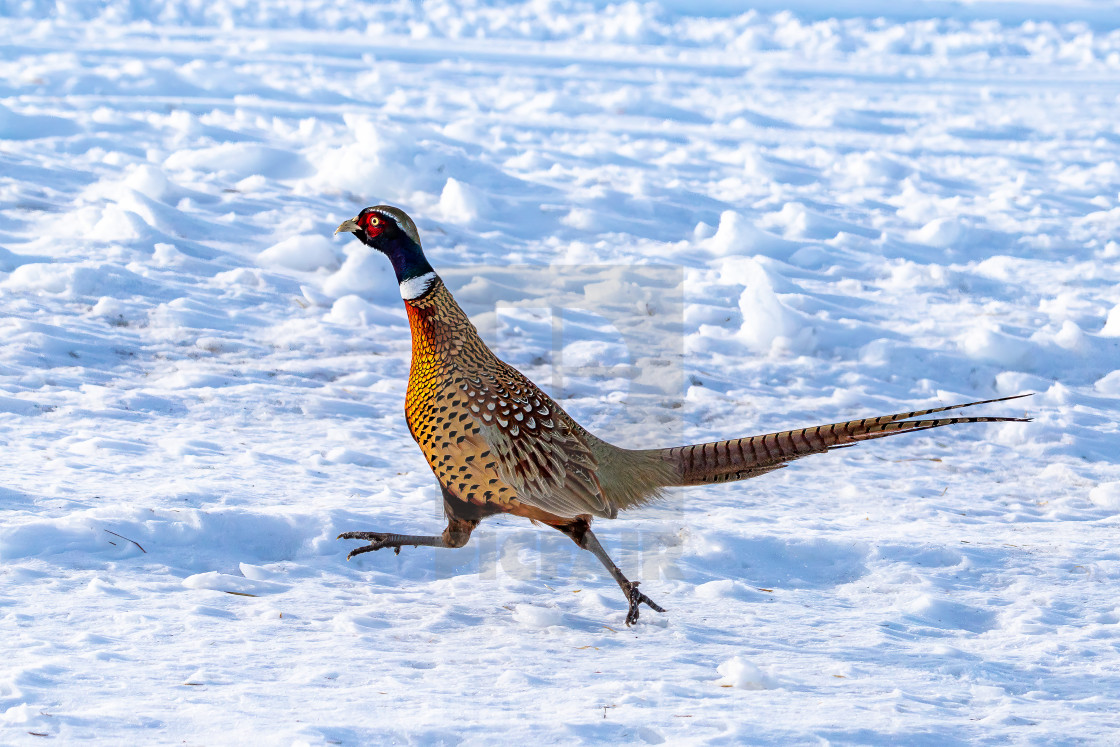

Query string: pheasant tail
656 394 1032 488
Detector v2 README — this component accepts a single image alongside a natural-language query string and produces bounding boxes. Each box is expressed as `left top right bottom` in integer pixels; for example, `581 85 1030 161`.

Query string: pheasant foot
625 581 665 626
337 531 444 559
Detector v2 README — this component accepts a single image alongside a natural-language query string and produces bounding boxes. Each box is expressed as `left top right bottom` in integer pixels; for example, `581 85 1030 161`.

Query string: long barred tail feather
659 394 1032 487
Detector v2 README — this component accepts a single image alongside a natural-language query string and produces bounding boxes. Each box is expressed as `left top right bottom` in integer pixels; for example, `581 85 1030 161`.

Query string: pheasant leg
339 518 478 560
561 523 665 626
337 531 447 558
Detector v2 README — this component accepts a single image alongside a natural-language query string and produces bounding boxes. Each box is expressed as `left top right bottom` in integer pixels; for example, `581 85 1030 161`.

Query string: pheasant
334 205 1030 625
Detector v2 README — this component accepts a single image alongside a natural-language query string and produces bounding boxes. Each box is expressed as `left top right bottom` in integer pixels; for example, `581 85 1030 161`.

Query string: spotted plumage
334 205 1032 626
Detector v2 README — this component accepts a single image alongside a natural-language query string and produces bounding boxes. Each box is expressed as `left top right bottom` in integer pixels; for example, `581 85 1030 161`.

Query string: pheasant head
335 205 436 299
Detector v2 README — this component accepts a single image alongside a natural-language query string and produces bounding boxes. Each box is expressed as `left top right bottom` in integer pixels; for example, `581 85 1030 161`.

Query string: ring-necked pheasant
334 205 1031 625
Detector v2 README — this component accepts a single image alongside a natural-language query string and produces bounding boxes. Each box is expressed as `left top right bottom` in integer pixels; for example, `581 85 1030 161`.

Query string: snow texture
2 1 1120 744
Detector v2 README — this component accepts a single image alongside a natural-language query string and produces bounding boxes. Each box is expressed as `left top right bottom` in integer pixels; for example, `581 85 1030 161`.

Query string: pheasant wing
460 367 611 519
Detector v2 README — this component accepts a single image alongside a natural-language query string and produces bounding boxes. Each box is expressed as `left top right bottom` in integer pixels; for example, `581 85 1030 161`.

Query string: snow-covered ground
2 1 1120 744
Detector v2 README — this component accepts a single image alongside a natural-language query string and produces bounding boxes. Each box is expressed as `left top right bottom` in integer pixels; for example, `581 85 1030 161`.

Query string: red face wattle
358 210 386 239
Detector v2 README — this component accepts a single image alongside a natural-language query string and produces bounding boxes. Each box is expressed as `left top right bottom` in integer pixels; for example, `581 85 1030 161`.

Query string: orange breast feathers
402 297 519 509
399 286 613 520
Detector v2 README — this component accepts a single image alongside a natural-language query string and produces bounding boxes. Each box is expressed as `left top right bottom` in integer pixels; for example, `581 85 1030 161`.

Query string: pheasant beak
334 218 361 235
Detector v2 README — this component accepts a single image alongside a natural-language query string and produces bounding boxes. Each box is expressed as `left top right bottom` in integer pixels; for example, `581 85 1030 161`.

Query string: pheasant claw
624 581 665 626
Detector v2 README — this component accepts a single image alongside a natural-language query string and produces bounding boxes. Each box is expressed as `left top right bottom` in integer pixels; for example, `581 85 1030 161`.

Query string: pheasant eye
366 214 381 228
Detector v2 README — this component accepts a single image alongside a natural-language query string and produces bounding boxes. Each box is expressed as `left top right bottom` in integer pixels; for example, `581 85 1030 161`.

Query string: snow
716 656 776 690
2 0 1120 744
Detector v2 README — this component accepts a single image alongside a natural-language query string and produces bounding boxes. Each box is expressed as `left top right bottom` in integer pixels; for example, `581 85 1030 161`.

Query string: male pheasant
334 205 1030 625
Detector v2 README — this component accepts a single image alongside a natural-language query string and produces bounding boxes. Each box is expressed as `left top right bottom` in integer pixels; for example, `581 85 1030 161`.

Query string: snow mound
910 217 965 248
1101 303 1120 336
716 656 776 690
439 177 490 224
325 294 397 327
1089 482 1120 511
166 143 311 180
705 210 797 258
1095 371 1120 396
305 116 433 201
959 323 1034 368
512 604 564 627
734 259 814 354
259 235 339 272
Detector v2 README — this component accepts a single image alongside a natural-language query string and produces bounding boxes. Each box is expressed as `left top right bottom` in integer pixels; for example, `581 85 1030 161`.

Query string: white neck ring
400 271 437 300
